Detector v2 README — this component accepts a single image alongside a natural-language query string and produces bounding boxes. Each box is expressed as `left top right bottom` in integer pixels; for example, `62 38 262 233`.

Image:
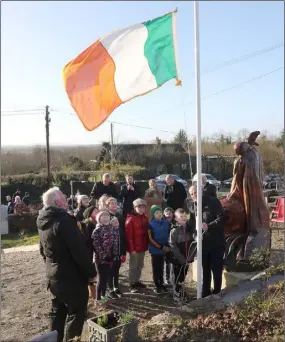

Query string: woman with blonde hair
144 179 163 220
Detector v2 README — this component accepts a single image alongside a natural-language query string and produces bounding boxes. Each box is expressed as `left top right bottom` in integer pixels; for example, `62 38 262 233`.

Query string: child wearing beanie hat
74 194 89 222
148 205 170 295
91 210 120 304
125 198 148 293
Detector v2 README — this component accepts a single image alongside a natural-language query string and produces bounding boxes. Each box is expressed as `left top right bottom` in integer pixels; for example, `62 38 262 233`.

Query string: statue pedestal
189 258 261 289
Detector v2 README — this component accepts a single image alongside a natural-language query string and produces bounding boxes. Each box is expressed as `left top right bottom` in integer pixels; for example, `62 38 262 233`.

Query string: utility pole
110 122 114 164
45 105 51 187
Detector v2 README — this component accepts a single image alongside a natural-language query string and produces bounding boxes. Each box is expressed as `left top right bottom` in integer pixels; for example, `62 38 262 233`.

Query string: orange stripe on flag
63 40 122 131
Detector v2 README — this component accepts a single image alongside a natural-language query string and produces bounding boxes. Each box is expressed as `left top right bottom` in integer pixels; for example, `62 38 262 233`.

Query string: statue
221 131 270 272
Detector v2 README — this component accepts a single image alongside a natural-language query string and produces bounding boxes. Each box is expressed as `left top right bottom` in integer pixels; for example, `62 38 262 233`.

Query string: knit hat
164 207 174 214
83 206 97 220
96 210 110 223
77 195 89 205
150 205 162 218
133 198 146 208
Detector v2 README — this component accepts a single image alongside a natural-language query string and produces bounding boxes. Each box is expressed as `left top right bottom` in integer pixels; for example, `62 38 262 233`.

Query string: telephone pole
45 105 51 187
110 122 114 164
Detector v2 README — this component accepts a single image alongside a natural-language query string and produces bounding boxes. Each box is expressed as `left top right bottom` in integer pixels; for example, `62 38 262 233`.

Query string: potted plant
87 311 138 342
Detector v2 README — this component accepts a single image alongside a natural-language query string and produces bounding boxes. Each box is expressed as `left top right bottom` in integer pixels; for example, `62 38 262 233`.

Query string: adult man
193 173 217 198
37 187 96 342
189 184 225 297
164 175 187 211
22 192 30 206
120 175 141 217
90 173 118 203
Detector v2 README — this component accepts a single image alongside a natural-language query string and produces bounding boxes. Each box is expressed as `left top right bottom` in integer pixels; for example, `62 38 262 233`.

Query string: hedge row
1 167 153 203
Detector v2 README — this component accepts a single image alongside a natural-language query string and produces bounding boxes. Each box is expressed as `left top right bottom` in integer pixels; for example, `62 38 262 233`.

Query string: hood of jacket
37 206 68 231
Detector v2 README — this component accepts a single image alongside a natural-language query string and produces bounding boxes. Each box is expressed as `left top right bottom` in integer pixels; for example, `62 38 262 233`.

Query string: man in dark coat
189 185 225 297
164 175 187 211
90 173 118 203
120 175 141 217
22 192 30 206
37 187 96 342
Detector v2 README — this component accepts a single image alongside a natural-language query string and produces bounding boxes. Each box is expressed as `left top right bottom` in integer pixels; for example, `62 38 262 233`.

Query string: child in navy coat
148 205 170 294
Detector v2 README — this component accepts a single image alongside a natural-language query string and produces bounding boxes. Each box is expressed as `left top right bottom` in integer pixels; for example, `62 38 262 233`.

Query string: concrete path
3 244 39 254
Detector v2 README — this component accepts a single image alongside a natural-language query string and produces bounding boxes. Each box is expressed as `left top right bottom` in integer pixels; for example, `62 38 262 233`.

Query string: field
1 226 283 342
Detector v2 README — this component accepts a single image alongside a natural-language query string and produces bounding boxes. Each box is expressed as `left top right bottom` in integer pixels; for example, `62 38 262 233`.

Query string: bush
1 166 153 204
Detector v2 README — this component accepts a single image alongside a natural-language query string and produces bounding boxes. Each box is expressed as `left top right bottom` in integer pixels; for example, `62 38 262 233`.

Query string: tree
173 129 188 146
277 129 284 148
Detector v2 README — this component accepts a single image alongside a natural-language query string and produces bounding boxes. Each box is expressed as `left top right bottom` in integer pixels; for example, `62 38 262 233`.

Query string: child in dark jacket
92 210 120 304
149 206 170 294
169 208 195 303
105 197 127 299
163 207 175 285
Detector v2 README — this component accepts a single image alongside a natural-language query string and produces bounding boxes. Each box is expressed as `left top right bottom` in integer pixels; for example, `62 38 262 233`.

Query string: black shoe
114 288 123 298
153 287 163 295
130 284 138 293
108 290 119 299
173 291 189 304
135 281 146 289
164 280 172 286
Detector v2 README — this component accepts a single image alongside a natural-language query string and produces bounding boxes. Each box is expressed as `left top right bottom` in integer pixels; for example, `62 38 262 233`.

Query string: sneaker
153 287 163 295
135 281 146 289
130 284 139 293
114 288 123 298
164 279 172 286
107 290 118 299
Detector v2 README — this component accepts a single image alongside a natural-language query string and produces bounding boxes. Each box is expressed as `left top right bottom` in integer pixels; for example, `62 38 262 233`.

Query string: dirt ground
1 227 284 342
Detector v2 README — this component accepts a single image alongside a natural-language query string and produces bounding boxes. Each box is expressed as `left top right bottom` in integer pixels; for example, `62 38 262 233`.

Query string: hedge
1 167 154 203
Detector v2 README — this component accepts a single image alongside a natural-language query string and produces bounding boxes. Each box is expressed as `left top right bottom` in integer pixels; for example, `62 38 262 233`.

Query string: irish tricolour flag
63 11 180 131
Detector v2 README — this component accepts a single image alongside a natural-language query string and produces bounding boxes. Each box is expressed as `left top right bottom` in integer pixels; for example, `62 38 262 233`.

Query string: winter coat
90 181 118 200
189 196 225 250
144 187 163 220
91 223 120 263
164 180 187 211
37 207 96 288
148 218 170 255
125 212 149 253
7 201 14 214
203 182 217 198
169 221 195 265
109 211 127 256
120 183 141 216
74 206 85 222
77 220 96 262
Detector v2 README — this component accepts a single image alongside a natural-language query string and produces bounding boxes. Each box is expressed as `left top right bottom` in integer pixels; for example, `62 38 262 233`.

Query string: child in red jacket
125 198 149 293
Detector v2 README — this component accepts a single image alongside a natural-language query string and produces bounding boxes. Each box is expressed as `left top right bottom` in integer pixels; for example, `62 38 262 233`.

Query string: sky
1 1 284 146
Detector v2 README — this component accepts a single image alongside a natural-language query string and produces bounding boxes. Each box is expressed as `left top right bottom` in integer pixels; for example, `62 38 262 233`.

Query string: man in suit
120 175 141 217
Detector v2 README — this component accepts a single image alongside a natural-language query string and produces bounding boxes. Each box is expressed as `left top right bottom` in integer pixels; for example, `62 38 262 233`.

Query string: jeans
165 253 172 282
129 252 145 285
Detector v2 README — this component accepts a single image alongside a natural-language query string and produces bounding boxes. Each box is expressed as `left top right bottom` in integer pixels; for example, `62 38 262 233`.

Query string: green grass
1 232 39 249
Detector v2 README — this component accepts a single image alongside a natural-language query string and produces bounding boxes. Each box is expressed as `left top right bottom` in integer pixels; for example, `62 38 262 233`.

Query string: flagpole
194 0 202 299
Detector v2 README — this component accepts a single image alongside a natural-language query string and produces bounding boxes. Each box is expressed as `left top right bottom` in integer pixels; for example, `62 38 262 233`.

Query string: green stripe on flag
143 13 177 87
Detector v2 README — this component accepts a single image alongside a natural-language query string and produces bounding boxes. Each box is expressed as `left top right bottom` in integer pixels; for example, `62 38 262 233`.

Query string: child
91 210 120 304
169 208 195 303
125 198 149 293
77 206 99 299
105 197 127 299
74 195 89 221
163 207 175 285
148 206 170 294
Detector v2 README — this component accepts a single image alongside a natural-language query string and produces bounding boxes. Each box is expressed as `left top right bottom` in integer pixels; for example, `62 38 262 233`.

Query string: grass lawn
1 232 39 249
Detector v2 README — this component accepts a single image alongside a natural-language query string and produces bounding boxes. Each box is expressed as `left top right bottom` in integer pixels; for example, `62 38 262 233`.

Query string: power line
200 41 284 75
1 108 44 114
1 112 44 117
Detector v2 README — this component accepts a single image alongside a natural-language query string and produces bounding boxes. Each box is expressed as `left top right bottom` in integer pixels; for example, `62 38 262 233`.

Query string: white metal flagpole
193 0 203 299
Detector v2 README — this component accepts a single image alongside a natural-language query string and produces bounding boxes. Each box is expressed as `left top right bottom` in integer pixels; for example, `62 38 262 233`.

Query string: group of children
75 194 195 305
